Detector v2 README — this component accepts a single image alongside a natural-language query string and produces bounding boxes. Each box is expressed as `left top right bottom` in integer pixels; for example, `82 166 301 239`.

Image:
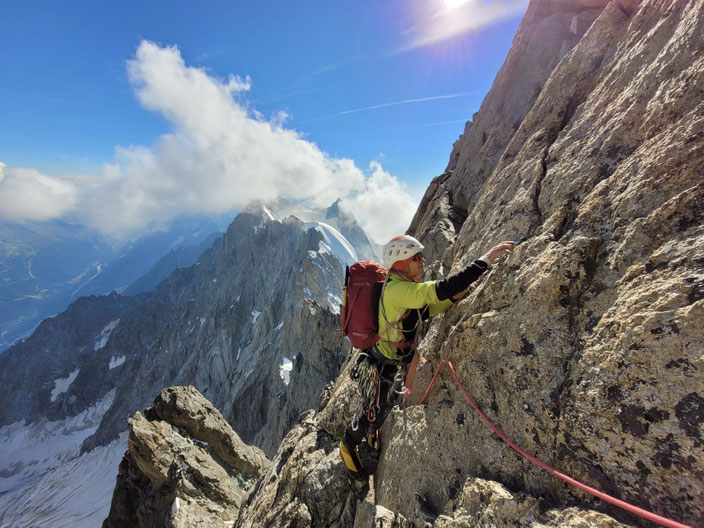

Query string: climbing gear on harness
351 349 402 423
391 364 408 396
348 348 403 458
351 352 381 426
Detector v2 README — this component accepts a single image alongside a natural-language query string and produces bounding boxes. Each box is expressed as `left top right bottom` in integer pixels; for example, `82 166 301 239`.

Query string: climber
339 235 516 479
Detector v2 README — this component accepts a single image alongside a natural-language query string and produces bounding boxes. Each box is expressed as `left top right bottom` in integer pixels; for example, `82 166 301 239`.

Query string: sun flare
442 0 472 9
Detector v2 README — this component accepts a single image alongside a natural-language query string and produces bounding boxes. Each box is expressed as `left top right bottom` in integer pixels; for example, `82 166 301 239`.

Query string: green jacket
377 273 454 360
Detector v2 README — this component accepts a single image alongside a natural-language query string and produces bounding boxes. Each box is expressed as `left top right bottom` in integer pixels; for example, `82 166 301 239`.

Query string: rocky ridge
0 292 146 426
404 0 703 524
232 0 703 527
59 0 704 525
102 386 269 527
81 207 350 456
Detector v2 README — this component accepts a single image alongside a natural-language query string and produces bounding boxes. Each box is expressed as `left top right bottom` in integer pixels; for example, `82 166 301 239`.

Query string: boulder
102 386 269 528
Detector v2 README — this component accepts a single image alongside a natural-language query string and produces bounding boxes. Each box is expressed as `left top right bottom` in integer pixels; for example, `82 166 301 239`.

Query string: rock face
0 292 145 426
235 409 360 528
235 358 631 527
399 0 703 525
409 0 608 274
239 0 703 527
102 386 269 528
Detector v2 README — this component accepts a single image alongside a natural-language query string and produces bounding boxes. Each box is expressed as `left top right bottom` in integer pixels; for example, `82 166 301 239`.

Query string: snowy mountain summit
247 198 381 265
0 201 365 527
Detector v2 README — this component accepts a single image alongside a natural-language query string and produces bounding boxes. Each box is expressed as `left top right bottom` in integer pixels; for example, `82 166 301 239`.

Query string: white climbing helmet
382 235 425 269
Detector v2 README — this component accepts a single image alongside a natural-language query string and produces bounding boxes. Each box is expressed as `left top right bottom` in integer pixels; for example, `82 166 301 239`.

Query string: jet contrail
337 92 475 115
390 118 470 130
298 92 475 124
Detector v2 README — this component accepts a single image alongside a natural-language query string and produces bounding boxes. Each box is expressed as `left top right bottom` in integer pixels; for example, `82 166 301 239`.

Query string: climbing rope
416 359 692 528
410 249 693 528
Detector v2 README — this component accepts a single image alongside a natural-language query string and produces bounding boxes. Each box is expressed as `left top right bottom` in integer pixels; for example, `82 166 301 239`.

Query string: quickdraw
351 352 382 428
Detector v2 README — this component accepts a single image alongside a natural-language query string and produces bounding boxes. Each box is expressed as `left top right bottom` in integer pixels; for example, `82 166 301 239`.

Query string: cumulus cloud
342 162 417 243
0 162 78 222
2 41 419 243
75 40 416 242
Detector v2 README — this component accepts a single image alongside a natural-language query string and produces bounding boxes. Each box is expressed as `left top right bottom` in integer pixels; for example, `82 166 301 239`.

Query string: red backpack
341 260 386 350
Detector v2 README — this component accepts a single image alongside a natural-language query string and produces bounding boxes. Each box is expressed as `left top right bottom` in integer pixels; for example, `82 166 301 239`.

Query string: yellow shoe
339 441 366 479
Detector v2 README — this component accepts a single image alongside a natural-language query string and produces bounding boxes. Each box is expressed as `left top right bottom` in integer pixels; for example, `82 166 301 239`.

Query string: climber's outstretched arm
436 241 516 301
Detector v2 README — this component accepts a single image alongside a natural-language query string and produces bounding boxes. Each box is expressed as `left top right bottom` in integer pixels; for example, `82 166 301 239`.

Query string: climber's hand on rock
452 283 476 301
484 241 516 265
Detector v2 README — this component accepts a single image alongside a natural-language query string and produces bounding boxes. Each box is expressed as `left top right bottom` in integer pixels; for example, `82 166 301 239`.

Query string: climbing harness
410 241 692 528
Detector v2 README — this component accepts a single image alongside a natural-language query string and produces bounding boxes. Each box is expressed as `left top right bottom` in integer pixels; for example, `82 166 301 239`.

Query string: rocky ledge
102 386 269 528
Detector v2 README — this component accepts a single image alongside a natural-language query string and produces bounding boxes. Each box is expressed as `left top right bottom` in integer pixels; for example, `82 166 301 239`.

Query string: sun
442 0 472 9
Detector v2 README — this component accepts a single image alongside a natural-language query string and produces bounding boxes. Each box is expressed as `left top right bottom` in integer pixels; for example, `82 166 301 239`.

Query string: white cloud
404 0 528 50
342 162 418 244
0 162 78 222
2 41 419 244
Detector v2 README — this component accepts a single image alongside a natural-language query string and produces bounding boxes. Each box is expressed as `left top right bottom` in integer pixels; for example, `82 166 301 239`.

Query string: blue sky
0 0 526 242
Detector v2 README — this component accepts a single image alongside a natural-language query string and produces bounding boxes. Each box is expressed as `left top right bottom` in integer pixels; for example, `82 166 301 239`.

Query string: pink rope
415 359 692 528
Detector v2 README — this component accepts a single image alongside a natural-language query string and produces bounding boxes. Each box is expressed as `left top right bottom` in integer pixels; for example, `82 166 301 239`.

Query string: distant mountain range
0 199 375 526
0 215 232 352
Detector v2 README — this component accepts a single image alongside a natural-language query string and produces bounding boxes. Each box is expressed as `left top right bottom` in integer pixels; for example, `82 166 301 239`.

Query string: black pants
344 362 398 447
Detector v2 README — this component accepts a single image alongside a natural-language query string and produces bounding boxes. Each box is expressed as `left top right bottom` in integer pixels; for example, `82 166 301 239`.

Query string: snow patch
109 356 126 369
0 390 116 499
302 221 357 268
262 206 277 221
327 292 342 314
280 357 293 385
319 241 331 254
274 322 284 331
251 311 261 324
236 347 242 361
200 317 206 327
0 427 127 528
50 368 80 402
94 319 119 351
